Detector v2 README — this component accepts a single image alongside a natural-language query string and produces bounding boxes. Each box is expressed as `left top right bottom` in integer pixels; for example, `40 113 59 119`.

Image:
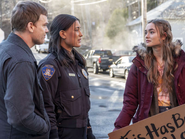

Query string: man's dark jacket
0 33 50 139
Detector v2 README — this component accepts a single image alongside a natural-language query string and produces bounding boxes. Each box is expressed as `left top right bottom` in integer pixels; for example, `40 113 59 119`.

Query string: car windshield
121 56 135 63
93 51 112 56
129 56 135 62
113 50 135 56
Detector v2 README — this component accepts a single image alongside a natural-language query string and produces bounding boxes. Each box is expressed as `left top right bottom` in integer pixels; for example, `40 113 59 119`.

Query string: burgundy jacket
114 50 185 130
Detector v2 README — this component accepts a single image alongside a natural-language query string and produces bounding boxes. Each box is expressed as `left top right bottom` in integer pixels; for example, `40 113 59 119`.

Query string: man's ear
27 22 35 33
59 30 66 39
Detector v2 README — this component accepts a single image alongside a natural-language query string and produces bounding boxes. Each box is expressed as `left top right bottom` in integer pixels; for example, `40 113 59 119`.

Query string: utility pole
71 0 74 15
138 0 141 16
141 0 147 43
128 3 131 22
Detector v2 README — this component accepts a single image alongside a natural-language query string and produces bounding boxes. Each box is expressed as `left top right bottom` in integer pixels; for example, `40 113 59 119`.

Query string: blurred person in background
0 1 50 138
38 14 95 139
113 19 185 130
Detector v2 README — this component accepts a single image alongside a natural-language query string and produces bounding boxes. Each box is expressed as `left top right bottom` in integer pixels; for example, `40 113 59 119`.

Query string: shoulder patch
82 69 88 79
42 65 55 81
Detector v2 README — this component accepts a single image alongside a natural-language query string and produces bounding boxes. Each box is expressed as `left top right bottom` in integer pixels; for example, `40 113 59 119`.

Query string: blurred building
126 0 168 21
127 0 185 49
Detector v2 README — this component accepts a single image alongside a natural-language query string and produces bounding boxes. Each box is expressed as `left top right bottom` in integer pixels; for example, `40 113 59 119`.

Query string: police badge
42 65 55 81
82 69 88 79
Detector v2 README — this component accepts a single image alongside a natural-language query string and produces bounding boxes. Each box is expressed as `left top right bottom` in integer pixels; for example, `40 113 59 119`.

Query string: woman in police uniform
38 14 95 139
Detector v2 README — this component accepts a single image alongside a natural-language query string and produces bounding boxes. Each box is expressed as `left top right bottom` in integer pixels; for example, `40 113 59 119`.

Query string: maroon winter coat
114 49 185 130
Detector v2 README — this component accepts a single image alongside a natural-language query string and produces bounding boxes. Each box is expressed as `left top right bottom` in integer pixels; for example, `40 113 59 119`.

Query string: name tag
69 73 75 76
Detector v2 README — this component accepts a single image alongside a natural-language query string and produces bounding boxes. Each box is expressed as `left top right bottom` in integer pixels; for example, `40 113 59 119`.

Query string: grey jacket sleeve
4 61 49 134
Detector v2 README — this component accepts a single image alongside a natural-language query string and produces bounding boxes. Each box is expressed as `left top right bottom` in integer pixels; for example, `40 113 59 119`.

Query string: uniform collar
63 48 84 66
6 33 37 62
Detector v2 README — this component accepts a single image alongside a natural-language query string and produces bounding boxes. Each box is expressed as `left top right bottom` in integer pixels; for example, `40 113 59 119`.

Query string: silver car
109 56 135 79
35 39 49 53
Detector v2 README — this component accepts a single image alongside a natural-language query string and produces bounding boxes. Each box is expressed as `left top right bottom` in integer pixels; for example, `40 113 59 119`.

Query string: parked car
112 50 136 57
85 49 113 74
109 56 135 79
35 39 49 53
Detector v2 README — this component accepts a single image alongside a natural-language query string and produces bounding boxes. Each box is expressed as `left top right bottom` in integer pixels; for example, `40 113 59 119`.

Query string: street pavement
88 71 125 139
31 47 127 139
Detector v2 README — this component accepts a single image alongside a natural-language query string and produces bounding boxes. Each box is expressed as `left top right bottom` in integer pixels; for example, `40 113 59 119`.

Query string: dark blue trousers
58 127 87 139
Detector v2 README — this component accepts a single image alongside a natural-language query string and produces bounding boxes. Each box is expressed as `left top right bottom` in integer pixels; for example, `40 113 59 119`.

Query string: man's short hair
11 1 47 32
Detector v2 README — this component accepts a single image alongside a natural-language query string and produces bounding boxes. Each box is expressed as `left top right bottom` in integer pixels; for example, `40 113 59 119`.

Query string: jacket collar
63 48 85 67
133 54 147 74
174 50 185 79
52 48 85 68
6 33 36 62
174 50 185 64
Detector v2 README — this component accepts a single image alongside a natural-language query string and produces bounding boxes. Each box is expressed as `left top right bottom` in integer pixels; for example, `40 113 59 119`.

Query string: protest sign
108 104 185 139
